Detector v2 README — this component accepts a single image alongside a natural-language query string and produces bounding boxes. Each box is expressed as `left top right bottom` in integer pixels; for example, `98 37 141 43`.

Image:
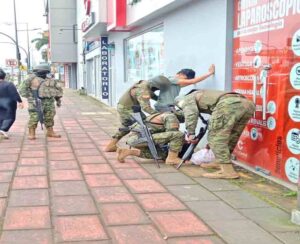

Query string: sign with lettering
5 59 17 67
101 36 109 99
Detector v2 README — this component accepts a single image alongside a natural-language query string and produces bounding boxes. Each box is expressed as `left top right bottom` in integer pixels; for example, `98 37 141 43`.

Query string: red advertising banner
233 0 300 184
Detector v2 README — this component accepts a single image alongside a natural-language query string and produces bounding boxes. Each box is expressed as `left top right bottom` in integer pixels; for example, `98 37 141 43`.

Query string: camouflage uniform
113 80 159 140
127 112 184 159
177 90 255 164
19 75 63 129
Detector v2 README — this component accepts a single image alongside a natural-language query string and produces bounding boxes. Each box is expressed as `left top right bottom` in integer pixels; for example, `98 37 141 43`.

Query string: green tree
31 34 49 51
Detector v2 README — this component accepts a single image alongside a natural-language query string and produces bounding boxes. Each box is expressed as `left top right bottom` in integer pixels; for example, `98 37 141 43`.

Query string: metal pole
13 0 21 84
26 23 31 70
291 160 300 225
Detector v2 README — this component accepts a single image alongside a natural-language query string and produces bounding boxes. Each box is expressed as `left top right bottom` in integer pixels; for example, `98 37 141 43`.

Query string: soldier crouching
20 64 63 140
117 111 184 165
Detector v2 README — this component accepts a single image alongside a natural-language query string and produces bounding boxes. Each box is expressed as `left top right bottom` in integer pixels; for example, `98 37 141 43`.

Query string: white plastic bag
190 146 215 165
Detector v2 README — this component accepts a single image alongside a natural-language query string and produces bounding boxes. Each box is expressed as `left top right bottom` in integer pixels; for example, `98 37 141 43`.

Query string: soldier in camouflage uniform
19 64 63 140
117 111 184 165
175 90 255 179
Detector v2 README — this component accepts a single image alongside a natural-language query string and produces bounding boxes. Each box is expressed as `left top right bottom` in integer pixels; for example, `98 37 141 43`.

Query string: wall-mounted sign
84 0 91 15
101 36 109 99
82 12 95 32
5 59 17 67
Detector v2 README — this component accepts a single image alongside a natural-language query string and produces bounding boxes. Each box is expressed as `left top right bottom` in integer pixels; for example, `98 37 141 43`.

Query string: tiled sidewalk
0 90 299 244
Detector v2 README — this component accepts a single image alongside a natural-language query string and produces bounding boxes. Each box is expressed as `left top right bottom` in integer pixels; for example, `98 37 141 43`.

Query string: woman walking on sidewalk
0 68 23 139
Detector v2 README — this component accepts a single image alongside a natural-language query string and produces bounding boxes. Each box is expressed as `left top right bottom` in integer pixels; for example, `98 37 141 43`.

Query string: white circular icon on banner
290 63 300 90
260 70 267 84
285 157 299 183
267 117 276 130
292 29 300 56
288 96 300 122
267 101 276 114
253 56 262 68
250 128 258 140
286 128 300 155
254 40 262 54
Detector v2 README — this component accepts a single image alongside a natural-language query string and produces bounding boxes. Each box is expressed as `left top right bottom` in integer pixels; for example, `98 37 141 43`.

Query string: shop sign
101 37 109 99
82 12 95 32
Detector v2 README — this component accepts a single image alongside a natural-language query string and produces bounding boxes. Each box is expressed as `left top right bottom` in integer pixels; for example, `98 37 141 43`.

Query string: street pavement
0 89 299 244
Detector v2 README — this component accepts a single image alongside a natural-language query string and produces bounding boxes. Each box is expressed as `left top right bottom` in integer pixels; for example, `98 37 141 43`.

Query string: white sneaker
0 130 9 139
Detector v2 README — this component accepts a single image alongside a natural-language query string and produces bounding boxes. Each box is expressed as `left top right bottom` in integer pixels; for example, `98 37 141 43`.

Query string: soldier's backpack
38 79 63 98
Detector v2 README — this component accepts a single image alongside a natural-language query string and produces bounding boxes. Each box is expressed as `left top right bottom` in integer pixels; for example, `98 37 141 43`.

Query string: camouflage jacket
144 112 180 134
118 81 158 115
180 90 226 135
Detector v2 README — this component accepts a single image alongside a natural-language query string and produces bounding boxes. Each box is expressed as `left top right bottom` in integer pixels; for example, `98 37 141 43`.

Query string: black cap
0 68 6 79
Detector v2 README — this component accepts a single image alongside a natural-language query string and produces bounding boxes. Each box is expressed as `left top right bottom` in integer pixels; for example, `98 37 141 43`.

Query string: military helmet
33 64 51 78
148 76 171 90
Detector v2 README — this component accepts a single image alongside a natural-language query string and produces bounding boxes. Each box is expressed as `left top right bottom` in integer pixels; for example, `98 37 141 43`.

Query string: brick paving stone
115 167 151 180
186 201 246 221
167 185 218 202
0 148 20 154
75 149 102 156
0 183 10 197
51 169 82 181
72 143 97 149
101 203 150 225
78 156 107 164
49 152 75 161
12 176 48 189
69 138 93 143
47 146 73 153
108 159 140 168
215 190 270 209
3 206 51 230
0 171 13 183
136 193 186 211
50 160 78 170
0 230 52 244
167 236 225 244
0 154 18 162
54 215 108 242
8 189 49 207
0 198 7 217
0 162 16 171
20 158 46 166
52 195 98 215
154 173 196 185
86 174 122 187
208 219 282 244
124 179 167 193
82 164 113 174
21 151 45 158
194 178 241 192
109 225 166 244
51 181 89 196
150 211 212 237
16 166 47 176
92 186 135 203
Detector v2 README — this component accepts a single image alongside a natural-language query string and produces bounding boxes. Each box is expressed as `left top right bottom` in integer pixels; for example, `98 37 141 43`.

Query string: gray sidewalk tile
194 177 241 191
208 219 283 244
186 200 246 221
153 172 196 185
272 231 300 244
215 190 270 209
167 184 218 202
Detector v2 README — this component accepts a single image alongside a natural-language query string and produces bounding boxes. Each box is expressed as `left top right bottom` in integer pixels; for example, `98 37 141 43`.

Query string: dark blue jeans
0 119 15 132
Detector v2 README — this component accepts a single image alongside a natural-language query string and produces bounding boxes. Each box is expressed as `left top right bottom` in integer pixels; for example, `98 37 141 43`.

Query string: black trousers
0 119 15 132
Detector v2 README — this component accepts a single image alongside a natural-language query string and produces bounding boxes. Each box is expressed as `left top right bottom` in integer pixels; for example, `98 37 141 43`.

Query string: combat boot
104 138 119 152
202 164 239 179
117 148 141 163
200 162 221 169
165 151 181 165
28 127 36 140
46 127 61 138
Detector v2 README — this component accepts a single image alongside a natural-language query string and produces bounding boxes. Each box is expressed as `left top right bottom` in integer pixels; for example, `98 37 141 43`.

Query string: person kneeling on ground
117 111 184 165
175 90 255 179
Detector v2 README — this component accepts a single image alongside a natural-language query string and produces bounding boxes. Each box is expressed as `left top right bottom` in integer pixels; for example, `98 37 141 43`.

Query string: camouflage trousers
28 98 56 129
127 131 184 159
208 96 255 164
112 104 145 140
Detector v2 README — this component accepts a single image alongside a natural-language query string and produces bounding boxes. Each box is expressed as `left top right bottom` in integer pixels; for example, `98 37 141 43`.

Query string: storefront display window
125 25 164 83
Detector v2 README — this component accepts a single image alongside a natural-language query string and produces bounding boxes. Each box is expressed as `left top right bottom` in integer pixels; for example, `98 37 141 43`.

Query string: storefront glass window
125 25 164 83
